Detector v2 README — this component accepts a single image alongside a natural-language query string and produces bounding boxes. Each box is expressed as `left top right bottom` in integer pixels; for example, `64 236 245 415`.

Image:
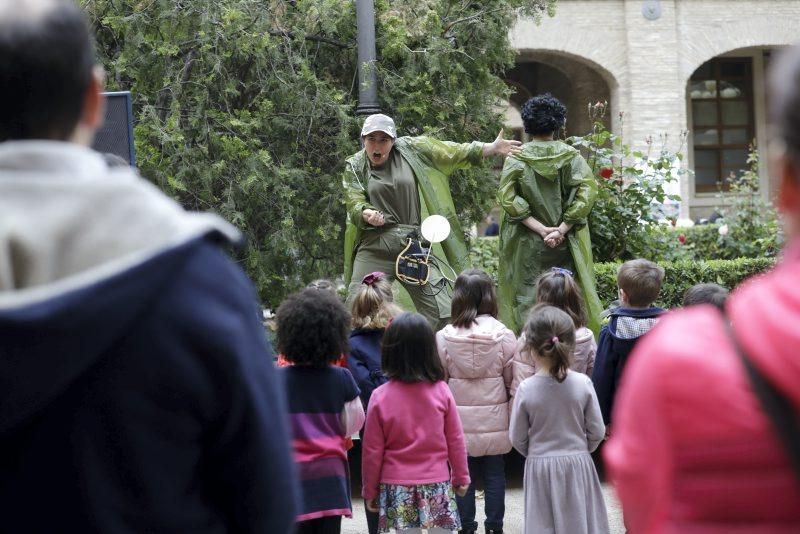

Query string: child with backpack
362 312 470 533
510 304 609 534
435 269 516 534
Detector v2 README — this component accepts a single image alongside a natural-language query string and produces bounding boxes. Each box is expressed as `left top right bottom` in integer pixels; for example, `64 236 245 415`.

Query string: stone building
505 0 799 218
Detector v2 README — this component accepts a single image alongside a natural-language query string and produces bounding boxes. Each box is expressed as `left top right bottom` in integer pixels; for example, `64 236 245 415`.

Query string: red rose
599 168 613 179
678 233 686 244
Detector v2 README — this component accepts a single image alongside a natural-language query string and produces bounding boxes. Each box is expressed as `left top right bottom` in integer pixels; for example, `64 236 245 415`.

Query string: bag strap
724 313 800 481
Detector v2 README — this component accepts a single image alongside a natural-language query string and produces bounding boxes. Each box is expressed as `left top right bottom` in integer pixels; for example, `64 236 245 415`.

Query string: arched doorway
504 51 614 138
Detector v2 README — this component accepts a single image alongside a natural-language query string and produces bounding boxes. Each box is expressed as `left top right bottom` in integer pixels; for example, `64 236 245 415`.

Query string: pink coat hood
436 315 517 457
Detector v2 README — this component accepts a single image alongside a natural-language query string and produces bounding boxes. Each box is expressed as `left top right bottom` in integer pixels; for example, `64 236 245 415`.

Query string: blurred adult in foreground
0 1 297 531
606 46 800 533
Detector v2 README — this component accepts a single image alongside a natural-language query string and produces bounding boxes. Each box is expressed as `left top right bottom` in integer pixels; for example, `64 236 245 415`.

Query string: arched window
689 58 755 193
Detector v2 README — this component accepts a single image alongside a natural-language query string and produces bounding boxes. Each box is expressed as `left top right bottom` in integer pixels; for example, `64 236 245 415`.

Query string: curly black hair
520 93 567 136
276 288 350 367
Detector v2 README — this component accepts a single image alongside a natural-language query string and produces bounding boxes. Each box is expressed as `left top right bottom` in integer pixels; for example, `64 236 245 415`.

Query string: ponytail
351 274 399 329
534 336 571 382
523 304 576 383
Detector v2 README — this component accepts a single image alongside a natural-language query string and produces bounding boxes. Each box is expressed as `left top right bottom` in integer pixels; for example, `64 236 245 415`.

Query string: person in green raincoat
497 94 603 335
343 114 521 330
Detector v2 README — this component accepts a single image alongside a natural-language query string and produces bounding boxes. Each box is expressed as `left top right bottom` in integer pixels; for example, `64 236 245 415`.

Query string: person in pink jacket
605 46 800 533
362 312 470 533
436 269 517 534
511 268 596 396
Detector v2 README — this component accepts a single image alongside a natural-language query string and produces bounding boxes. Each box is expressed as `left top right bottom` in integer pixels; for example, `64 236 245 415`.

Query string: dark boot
486 530 503 534
458 530 476 534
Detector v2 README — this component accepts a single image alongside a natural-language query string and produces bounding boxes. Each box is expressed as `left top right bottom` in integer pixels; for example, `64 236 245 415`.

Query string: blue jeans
455 454 505 531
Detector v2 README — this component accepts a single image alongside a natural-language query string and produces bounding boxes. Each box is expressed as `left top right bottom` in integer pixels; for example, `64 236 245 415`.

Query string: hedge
470 237 775 309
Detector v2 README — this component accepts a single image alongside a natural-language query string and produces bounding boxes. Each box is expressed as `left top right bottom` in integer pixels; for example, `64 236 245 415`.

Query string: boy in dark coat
592 259 666 427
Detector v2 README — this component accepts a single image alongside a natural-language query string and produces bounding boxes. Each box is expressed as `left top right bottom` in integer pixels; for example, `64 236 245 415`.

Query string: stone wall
509 0 800 216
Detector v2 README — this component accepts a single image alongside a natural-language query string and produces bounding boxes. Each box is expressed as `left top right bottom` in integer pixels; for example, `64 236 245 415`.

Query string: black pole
355 0 380 116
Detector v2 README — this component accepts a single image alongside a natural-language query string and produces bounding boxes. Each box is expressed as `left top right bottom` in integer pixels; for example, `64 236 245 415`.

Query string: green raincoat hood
511 141 579 180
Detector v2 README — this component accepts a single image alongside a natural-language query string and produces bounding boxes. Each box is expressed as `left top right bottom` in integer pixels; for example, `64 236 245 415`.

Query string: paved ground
343 446 624 533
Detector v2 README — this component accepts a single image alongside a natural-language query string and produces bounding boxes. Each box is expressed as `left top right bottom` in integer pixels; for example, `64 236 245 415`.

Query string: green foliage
635 145 782 263
711 145 783 259
81 0 556 306
644 223 779 263
594 257 775 309
470 236 774 309
567 105 684 263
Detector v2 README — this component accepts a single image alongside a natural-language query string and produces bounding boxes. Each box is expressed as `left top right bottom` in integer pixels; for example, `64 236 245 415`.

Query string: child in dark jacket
592 259 666 427
346 271 400 534
347 272 400 409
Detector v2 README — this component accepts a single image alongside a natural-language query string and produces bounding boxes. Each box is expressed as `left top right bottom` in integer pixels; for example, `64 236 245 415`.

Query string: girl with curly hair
277 289 365 534
496 93 603 335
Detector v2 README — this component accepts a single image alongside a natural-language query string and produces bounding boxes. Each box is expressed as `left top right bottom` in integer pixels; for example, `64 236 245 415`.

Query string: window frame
689 57 755 194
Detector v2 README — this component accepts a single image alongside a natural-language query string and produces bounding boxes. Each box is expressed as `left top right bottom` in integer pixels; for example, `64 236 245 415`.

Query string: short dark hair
520 93 567 136
276 288 350 367
0 0 96 141
381 312 444 383
617 259 664 308
683 283 729 311
450 269 498 328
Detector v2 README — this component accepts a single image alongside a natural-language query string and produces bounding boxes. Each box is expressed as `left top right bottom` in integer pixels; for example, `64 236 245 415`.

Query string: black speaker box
92 91 136 166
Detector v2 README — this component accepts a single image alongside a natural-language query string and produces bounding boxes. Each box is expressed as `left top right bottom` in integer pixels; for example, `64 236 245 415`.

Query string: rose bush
567 104 684 263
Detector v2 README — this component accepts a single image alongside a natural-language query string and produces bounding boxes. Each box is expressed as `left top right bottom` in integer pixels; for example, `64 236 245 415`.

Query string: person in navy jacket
0 1 298 532
592 259 666 427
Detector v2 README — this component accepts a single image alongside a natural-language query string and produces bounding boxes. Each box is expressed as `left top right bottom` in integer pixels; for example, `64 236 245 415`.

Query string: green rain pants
346 224 452 331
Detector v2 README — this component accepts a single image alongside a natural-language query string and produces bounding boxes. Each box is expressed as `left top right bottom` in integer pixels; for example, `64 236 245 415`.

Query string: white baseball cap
361 114 397 138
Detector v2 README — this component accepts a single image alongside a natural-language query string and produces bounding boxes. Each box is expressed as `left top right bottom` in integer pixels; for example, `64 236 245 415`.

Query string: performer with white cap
343 114 520 330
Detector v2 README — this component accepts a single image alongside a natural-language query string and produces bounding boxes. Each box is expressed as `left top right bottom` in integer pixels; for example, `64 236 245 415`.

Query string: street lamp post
355 0 381 116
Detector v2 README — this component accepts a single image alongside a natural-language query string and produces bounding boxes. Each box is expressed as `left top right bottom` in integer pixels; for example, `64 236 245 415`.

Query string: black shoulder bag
725 315 800 482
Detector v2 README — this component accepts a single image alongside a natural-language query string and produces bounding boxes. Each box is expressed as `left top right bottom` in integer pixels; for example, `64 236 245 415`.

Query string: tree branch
266 29 353 49
443 7 505 35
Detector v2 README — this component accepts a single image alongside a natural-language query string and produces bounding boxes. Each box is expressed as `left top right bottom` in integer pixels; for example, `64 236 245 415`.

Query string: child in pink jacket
362 312 470 533
436 269 516 534
511 268 596 395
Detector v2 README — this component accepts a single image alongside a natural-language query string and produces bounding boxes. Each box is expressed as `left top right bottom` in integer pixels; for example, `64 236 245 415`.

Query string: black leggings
296 515 342 534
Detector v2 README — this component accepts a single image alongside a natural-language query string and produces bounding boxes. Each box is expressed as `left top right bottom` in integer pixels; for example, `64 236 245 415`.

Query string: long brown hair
351 275 399 329
535 269 586 329
450 269 498 328
523 304 576 383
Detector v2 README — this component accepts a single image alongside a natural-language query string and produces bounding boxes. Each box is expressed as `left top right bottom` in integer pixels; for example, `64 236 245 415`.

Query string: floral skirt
378 480 461 532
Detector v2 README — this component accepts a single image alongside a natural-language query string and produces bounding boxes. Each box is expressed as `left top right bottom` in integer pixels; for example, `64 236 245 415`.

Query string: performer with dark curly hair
496 94 603 334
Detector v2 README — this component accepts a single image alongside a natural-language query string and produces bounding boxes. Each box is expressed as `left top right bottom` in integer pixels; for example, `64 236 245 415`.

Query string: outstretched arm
411 131 521 177
482 129 522 158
